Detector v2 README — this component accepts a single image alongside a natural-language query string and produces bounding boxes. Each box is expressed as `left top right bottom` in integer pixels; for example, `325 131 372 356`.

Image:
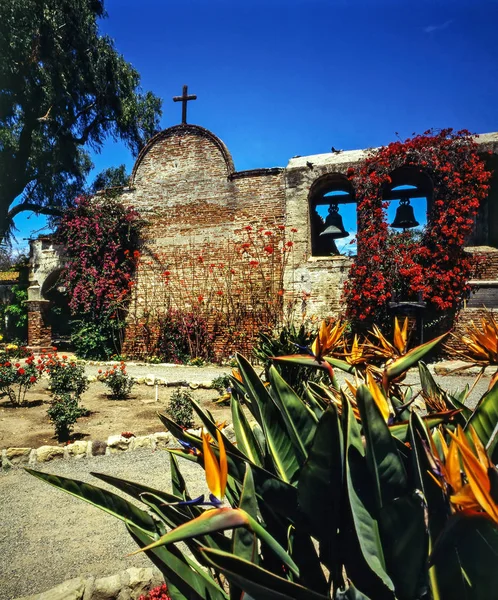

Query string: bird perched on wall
331 146 343 154
306 161 314 169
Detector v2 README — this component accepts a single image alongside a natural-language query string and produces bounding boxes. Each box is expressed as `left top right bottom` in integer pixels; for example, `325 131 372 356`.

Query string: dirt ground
0 380 231 448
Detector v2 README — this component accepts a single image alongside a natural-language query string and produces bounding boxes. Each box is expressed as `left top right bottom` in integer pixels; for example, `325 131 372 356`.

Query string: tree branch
8 202 64 221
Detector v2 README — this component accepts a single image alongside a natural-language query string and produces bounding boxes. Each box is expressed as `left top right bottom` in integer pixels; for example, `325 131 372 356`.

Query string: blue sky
13 0 498 250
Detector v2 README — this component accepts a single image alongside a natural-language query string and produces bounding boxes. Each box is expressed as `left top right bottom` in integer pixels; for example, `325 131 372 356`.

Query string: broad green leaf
389 412 458 442
287 529 329 596
133 506 300 578
430 511 498 600
170 452 190 499
187 394 246 460
236 353 266 424
356 385 407 508
408 413 448 598
237 354 300 483
231 466 259 600
343 399 395 594
273 354 355 374
25 469 161 537
268 365 317 462
297 405 343 574
385 333 447 382
233 465 259 564
202 548 329 600
378 495 428 600
231 397 264 466
167 447 299 523
467 379 498 460
128 523 228 600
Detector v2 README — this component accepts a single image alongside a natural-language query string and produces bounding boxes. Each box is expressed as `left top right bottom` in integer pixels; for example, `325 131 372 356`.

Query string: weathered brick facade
26 125 498 357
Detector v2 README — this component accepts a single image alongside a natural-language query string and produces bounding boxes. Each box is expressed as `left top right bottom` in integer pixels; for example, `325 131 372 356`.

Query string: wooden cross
173 85 197 124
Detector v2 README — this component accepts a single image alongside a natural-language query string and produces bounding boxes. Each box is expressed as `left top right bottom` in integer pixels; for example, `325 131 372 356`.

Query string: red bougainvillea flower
17 368 25 375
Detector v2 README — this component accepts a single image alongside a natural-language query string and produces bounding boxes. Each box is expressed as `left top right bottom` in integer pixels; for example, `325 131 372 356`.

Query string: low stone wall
1 424 236 470
0 431 174 469
14 566 163 600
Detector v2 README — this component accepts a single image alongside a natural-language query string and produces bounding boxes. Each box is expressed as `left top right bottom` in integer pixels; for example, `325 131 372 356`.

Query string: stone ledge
13 566 163 600
1 431 175 469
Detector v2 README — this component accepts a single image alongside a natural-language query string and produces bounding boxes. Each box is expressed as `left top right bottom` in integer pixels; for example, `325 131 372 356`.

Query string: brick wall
121 124 286 359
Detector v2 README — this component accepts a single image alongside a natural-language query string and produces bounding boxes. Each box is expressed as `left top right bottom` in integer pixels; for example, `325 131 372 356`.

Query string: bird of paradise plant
26 325 498 600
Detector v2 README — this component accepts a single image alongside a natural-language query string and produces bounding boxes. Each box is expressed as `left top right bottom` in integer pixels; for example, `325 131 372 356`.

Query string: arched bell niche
308 173 357 257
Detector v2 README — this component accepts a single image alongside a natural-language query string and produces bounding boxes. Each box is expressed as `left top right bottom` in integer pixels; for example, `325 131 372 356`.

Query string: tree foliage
0 0 162 242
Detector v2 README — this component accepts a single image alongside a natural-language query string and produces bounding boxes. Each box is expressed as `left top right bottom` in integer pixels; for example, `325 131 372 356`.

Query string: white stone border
1 424 235 469
1 431 174 468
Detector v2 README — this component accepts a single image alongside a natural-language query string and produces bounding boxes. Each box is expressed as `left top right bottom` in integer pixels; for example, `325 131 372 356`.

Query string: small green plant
70 319 117 360
145 355 163 364
211 373 232 405
189 356 205 367
211 374 231 395
43 352 89 401
99 363 135 399
42 351 89 440
47 394 87 442
167 388 194 428
0 352 40 406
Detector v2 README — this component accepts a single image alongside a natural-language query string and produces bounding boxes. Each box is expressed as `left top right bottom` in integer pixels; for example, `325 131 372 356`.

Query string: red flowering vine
343 129 491 326
57 196 144 318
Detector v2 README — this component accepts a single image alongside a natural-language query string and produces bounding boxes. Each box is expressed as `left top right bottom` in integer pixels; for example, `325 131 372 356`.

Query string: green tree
0 0 162 242
90 164 130 194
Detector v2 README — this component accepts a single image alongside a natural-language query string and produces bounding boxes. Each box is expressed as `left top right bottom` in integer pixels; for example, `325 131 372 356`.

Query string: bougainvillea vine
342 129 492 327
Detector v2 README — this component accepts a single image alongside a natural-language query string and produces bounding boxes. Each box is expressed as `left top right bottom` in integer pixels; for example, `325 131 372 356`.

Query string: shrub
47 394 87 442
99 363 135 399
70 319 116 360
43 353 89 402
211 373 232 405
0 353 40 406
166 388 194 428
158 310 214 364
43 352 89 440
211 373 231 395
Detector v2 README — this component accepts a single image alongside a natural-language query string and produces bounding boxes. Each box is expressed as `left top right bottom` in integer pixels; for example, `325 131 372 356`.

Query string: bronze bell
390 198 419 230
319 203 349 240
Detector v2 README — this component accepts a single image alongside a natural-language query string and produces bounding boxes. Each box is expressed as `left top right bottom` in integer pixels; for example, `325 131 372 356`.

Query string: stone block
144 374 156 386
67 441 88 458
37 576 86 600
91 440 107 456
200 380 213 389
36 445 64 462
130 436 154 451
186 428 202 437
127 567 163 597
91 573 122 600
107 435 132 453
222 423 236 443
6 447 32 464
135 377 145 384
153 432 172 448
